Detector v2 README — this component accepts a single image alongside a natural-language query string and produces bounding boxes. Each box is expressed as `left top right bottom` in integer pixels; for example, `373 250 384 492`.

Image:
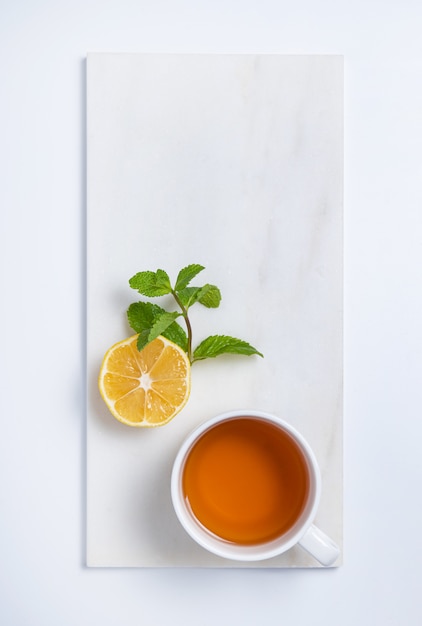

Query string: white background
0 1 421 624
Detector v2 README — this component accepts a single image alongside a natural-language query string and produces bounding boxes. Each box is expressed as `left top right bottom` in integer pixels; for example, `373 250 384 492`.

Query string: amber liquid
182 417 310 545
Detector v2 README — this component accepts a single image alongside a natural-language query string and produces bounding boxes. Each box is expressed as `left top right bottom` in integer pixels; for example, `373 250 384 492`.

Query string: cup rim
171 409 322 561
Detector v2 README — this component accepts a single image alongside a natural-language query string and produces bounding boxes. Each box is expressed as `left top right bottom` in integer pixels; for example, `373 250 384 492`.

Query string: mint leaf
175 264 205 291
129 269 171 296
128 302 187 352
137 329 152 351
148 311 181 343
176 286 202 308
196 284 221 308
193 335 263 361
161 322 188 352
176 284 221 309
127 301 165 333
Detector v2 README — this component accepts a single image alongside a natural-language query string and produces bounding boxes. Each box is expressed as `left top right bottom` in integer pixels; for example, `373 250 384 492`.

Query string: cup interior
171 411 321 561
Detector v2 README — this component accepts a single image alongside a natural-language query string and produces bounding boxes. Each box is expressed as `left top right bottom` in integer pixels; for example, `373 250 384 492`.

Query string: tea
182 417 310 545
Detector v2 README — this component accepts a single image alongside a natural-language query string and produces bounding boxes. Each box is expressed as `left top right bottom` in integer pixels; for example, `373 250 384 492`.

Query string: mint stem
172 289 193 363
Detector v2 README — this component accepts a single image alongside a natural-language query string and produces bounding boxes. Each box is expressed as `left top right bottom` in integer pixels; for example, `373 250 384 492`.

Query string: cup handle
298 524 340 566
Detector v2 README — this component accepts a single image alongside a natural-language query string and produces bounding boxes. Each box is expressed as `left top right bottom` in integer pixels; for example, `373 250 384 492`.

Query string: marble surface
86 54 343 567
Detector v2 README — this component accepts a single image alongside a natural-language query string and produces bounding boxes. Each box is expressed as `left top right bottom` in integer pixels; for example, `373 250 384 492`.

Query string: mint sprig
127 264 263 364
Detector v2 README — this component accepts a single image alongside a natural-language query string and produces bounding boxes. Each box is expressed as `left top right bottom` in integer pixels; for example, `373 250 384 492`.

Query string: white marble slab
86 54 343 567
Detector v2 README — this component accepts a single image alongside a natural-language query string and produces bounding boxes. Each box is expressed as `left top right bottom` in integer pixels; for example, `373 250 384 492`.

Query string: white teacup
171 410 340 565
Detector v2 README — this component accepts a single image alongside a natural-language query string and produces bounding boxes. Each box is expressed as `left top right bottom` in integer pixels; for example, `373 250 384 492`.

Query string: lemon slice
98 335 191 427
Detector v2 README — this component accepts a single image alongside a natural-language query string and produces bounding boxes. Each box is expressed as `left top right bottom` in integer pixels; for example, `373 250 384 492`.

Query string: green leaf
129 269 172 296
127 301 165 333
148 311 181 343
176 284 221 309
193 335 263 361
176 286 202 308
137 329 151 352
196 284 221 308
128 302 187 353
175 264 205 291
161 322 188 353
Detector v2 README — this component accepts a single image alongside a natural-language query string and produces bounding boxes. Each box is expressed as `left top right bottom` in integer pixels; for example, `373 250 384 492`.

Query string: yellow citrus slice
98 335 191 427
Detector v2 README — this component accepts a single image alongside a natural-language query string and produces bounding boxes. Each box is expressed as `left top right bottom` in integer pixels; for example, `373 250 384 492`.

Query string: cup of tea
171 410 340 565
